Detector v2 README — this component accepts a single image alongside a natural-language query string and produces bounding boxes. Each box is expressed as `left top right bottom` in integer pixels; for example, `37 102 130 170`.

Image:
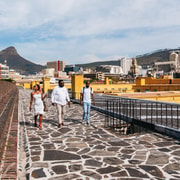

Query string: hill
75 48 180 69
0 47 45 75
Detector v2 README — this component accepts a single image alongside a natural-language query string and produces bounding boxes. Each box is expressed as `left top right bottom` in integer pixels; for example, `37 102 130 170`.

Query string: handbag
43 100 48 112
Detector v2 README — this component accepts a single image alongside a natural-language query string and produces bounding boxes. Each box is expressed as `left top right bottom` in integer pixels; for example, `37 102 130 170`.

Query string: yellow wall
134 77 180 92
71 74 84 99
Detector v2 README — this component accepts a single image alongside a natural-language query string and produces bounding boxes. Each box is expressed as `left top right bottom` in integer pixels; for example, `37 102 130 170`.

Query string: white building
0 63 9 79
96 65 123 74
42 68 55 77
120 57 132 74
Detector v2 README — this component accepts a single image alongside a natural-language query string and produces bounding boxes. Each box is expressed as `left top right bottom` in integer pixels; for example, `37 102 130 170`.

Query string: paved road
18 89 180 180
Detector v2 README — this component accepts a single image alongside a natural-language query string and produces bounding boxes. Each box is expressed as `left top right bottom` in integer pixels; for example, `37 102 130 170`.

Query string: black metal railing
70 92 180 138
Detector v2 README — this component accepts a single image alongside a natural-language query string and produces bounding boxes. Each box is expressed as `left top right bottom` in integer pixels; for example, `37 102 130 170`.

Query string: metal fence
70 91 180 138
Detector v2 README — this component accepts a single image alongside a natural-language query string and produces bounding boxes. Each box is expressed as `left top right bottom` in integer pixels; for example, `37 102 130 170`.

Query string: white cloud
0 0 180 65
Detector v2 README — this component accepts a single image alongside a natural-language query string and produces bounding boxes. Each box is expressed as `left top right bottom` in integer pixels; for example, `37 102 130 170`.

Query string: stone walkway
18 89 180 180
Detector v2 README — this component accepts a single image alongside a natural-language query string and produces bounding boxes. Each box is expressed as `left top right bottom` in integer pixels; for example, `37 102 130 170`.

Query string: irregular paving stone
103 157 123 165
88 150 116 156
126 168 149 178
44 150 81 161
163 163 180 173
121 148 135 154
31 162 49 168
66 142 88 148
77 148 91 155
69 164 83 172
154 141 174 147
81 170 102 180
146 152 169 165
43 143 56 149
64 148 79 152
119 154 132 160
58 127 71 134
139 141 151 145
52 165 67 174
48 174 80 180
139 165 164 178
96 166 120 174
171 150 180 156
93 145 105 149
29 137 41 141
108 141 130 146
31 156 40 162
85 159 103 167
31 151 41 156
139 134 156 142
65 137 82 142
81 155 92 159
111 170 128 177
50 132 61 137
170 145 180 150
31 168 46 178
132 155 146 161
30 145 41 150
128 160 142 164
107 147 120 152
158 148 171 152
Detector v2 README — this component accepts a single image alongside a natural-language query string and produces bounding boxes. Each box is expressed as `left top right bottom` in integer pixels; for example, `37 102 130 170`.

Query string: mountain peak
1 46 18 55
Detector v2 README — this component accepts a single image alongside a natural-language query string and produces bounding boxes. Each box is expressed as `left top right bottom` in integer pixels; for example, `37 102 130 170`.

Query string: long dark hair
36 84 40 91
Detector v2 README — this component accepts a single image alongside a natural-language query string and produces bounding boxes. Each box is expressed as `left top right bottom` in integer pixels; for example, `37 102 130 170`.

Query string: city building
129 58 138 77
96 65 123 74
120 57 132 74
8 69 22 80
64 65 81 75
47 60 65 72
0 63 9 79
154 51 180 73
42 68 55 77
83 72 105 80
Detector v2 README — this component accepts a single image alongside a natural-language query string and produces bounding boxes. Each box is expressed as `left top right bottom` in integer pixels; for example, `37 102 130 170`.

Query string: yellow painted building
133 77 180 92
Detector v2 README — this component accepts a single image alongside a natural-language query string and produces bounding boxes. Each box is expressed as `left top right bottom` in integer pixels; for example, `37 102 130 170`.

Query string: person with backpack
80 81 95 125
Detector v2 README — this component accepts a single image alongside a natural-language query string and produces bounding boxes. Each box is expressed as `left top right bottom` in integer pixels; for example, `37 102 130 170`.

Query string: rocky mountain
1 46 180 75
0 47 45 75
75 48 180 69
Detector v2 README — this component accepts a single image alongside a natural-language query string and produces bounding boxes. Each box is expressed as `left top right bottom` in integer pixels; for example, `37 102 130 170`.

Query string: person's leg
86 103 91 125
34 115 38 126
39 114 43 129
82 102 87 122
56 104 62 127
61 105 66 125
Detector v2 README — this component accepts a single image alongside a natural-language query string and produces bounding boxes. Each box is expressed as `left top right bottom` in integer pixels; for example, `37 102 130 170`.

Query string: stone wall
0 80 18 179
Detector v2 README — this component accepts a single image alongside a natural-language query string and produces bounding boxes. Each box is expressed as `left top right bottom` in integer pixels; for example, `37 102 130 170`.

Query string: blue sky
0 0 180 65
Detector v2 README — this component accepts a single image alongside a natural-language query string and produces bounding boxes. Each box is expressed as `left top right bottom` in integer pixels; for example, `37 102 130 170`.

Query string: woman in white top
30 84 44 130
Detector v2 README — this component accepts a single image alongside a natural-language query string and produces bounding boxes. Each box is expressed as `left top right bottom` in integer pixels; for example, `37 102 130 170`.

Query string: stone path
18 89 180 180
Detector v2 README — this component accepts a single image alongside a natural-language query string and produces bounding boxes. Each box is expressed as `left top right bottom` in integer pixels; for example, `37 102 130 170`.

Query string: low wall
0 80 19 179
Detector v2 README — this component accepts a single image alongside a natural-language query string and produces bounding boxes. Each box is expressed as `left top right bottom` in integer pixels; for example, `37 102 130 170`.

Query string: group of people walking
29 80 95 130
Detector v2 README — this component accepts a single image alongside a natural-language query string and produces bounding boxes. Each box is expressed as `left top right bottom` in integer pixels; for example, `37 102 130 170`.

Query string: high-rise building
47 60 65 72
120 57 132 74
